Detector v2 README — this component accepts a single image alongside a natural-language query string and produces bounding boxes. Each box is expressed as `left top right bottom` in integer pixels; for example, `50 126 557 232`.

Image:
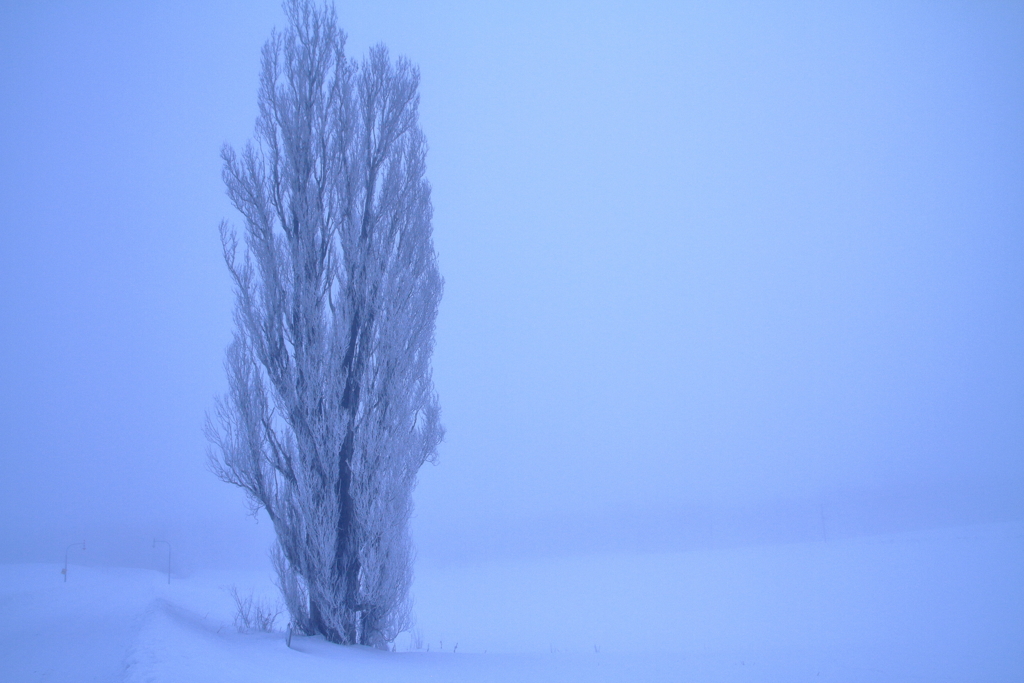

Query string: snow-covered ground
2 521 1021 682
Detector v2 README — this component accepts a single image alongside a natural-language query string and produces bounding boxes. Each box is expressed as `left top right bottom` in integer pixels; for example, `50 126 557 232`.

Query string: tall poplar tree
207 0 443 648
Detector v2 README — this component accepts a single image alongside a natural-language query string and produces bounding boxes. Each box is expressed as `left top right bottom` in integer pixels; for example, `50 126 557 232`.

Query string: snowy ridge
124 600 292 683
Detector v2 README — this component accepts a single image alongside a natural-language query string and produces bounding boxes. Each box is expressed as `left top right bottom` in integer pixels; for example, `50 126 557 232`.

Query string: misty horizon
1 0 1020 579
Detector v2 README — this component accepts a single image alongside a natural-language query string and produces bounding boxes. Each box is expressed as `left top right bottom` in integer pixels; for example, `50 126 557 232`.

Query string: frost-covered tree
206 0 442 649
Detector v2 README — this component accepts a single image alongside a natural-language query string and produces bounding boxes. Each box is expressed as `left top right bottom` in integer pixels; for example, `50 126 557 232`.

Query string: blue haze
0 1 1021 571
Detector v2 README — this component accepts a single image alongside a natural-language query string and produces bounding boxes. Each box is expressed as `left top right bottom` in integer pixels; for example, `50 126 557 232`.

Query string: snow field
1 521 1021 682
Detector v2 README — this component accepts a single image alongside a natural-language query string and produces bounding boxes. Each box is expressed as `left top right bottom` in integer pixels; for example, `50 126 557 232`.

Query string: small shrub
228 585 281 633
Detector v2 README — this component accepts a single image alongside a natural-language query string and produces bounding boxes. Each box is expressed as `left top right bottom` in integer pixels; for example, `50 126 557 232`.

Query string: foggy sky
1 0 1021 571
